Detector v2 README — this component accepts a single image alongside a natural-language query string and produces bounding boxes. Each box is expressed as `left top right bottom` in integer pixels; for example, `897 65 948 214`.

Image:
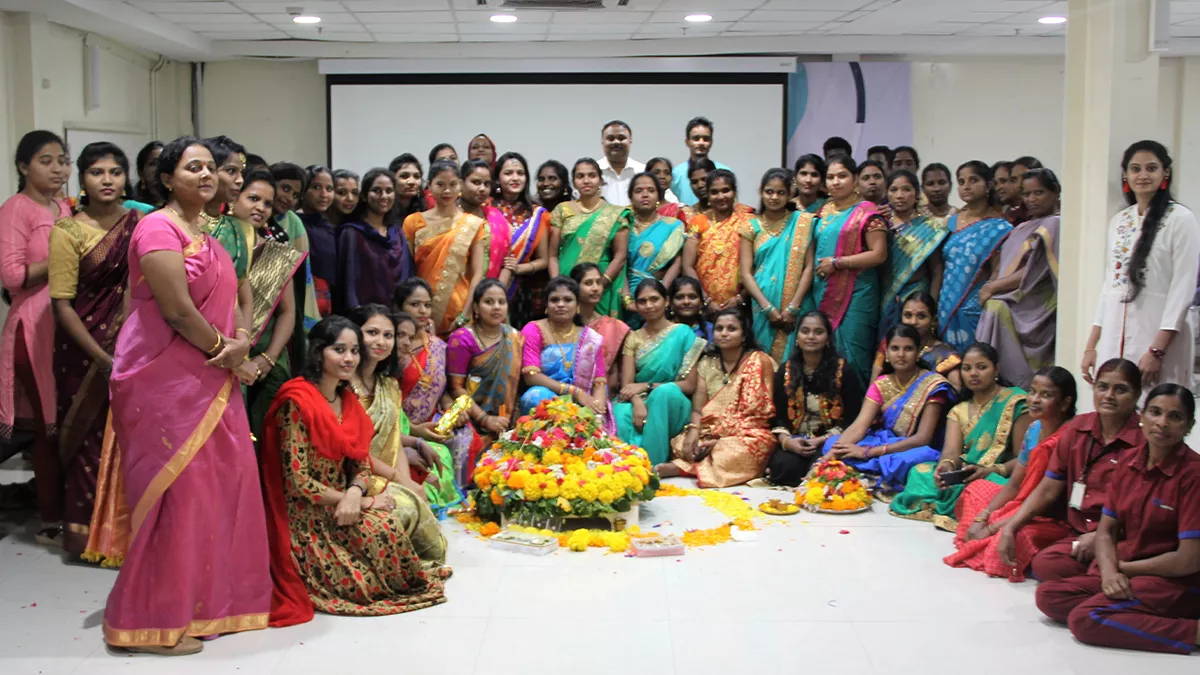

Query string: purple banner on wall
787 62 913 167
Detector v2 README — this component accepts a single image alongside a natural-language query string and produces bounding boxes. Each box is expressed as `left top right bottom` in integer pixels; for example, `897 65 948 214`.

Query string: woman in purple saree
103 138 269 656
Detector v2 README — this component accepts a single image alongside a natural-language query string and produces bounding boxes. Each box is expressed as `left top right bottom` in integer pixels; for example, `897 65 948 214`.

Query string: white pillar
1058 0 1160 407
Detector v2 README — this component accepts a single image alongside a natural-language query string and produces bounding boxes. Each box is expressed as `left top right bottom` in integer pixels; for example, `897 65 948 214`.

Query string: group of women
1 128 1198 656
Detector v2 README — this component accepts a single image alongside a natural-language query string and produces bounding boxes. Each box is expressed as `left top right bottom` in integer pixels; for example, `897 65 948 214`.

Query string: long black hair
14 130 66 193
349 168 396 223
492 151 533 211
75 142 130 208
788 310 842 398
880 324 923 375
1032 365 1078 419
346 304 400 378
705 307 761 357
1120 140 1175 303
302 316 363 386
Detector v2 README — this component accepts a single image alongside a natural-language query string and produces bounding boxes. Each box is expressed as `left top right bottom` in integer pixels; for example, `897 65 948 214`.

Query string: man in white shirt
598 120 642 206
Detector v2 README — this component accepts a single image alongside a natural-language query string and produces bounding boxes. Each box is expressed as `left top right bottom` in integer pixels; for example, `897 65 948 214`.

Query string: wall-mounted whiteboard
64 127 153 198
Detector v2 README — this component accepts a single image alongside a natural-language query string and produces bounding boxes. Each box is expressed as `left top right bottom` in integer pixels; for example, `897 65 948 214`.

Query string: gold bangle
206 331 224 355
236 327 250 338
261 353 276 369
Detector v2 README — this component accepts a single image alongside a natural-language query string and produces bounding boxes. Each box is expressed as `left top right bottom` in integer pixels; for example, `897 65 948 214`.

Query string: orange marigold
490 489 505 505
480 522 500 537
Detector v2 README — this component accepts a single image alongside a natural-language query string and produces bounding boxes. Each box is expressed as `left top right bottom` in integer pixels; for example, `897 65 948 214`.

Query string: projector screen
327 74 787 198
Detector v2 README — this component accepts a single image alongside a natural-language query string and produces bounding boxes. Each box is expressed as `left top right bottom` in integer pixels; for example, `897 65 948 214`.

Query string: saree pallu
793 197 827 215
891 387 1028 529
626 215 685 298
612 324 706 464
552 202 628 317
506 206 549 322
672 352 776 487
690 211 751 308
586 315 631 376
482 205 512 279
938 215 1013 351
879 215 950 339
518 323 615 435
104 213 269 647
872 340 963 394
745 211 815 362
245 239 307 440
274 212 322 372
821 371 953 490
975 215 1060 389
405 212 489 337
446 325 523 485
54 210 138 556
811 201 886 381
297 211 338 317
400 335 477 500
944 425 1072 582
361 377 459 509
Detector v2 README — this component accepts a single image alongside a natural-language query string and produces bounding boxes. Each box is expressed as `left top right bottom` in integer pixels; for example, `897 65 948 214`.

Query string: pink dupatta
818 201 880 329
483 205 512 278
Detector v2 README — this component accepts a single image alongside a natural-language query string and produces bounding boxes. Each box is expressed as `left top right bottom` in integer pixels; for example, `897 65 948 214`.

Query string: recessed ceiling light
490 13 518 23
292 15 321 24
1038 16 1067 25
685 14 713 23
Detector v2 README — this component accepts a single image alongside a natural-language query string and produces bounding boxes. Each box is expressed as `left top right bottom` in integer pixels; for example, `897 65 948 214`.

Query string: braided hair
1120 140 1174 303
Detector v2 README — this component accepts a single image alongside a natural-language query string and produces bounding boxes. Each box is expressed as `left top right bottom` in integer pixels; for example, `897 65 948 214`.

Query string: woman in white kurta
1082 140 1200 391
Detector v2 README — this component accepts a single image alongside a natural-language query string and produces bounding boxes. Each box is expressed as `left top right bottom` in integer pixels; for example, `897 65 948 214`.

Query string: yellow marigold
803 486 825 506
507 470 531 490
560 482 580 500
474 471 491 490
543 481 560 499
598 489 617 505
607 532 630 553
655 483 690 497
580 483 599 502
567 529 590 552
542 449 563 466
524 484 543 501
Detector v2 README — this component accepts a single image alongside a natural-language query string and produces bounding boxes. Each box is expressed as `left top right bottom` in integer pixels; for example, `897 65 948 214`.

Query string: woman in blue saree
623 173 684 325
823 324 954 492
938 161 1012 352
740 168 815 362
879 169 949 338
612 280 704 464
809 156 889 382
519 276 613 433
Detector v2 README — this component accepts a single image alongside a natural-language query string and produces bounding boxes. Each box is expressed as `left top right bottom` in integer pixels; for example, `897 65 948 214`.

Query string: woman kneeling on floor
260 316 451 627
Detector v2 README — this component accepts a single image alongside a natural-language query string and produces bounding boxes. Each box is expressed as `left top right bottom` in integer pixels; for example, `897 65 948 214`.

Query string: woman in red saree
47 142 140 557
260 316 449 627
103 138 268 656
944 366 1077 581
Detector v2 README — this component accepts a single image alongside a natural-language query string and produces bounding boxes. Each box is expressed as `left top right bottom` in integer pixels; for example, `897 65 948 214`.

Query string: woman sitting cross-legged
519 276 612 429
943 365 1076 581
764 311 864 487
612 279 705 465
1035 383 1200 655
259 316 450 627
822 324 954 493
659 308 777 488
890 342 1029 530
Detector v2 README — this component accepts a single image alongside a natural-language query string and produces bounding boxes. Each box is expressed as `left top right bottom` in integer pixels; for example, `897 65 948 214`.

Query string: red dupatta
258 377 374 627
817 201 882 329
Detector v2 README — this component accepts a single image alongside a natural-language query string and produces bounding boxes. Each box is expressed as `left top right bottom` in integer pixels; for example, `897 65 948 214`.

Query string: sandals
114 636 204 657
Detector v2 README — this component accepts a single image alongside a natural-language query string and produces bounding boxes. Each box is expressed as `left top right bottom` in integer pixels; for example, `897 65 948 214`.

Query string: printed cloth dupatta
937 215 1013 350
816 201 881 329
879 214 950 337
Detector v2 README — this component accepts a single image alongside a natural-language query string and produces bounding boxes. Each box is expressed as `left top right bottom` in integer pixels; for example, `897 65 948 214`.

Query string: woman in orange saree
682 170 751 315
944 366 1076 582
103 138 268 656
404 159 488 338
662 308 776 487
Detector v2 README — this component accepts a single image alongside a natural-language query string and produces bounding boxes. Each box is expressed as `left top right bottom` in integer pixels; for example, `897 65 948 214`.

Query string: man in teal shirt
670 116 731 206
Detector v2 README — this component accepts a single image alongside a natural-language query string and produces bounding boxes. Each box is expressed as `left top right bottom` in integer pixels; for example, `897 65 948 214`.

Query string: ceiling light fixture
490 13 518 23
685 14 712 23
292 15 321 24
1038 16 1066 25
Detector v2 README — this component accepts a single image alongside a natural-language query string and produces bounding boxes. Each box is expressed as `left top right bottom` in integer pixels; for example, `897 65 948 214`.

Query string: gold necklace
576 199 604 214
758 214 787 236
550 322 577 370
199 210 221 231
165 206 201 238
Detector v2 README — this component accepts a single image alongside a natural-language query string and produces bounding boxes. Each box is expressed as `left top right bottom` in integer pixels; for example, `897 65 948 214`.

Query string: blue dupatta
627 215 685 296
938 215 1012 351
879 215 950 338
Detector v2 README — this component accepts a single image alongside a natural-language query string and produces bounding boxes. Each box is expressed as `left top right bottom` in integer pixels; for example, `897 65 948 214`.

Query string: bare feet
655 463 682 478
116 636 204 656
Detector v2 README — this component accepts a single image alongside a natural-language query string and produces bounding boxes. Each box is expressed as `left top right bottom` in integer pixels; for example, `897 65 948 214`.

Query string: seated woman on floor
669 275 712 343
996 358 1143 584
943 365 1076 581
1035 383 1200 656
612 279 704 466
519 275 612 428
869 291 962 394
765 311 864 487
822 324 954 492
659 308 777 487
259 316 450 627
890 342 1029 530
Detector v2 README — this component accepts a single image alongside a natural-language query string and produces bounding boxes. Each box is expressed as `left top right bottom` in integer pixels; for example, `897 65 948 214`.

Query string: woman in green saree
791 154 827 215
612 280 705 465
348 305 459 509
878 169 948 339
891 342 1030 530
229 172 304 440
548 158 630 318
623 173 684 326
740 168 816 363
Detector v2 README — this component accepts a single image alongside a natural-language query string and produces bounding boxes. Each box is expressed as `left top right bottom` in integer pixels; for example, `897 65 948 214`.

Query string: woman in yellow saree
404 159 488 338
683 169 752 315
548 158 630 318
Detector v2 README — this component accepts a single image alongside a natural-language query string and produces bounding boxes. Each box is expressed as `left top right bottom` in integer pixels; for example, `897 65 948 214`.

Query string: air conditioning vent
484 0 629 9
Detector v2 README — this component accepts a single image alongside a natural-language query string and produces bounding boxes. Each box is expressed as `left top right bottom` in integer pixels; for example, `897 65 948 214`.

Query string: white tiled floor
1 471 1196 674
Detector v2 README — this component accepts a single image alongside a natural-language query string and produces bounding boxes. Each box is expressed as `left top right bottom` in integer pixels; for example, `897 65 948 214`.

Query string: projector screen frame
324 72 789 173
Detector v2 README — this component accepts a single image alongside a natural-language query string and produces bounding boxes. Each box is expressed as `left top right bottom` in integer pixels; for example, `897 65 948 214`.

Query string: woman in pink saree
103 138 269 656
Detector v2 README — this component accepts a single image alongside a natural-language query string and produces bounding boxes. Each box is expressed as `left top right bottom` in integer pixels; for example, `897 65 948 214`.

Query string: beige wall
199 59 326 168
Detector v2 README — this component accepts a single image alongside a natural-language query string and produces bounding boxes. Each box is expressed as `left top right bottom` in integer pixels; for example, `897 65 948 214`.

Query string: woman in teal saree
891 342 1029 530
791 154 827 215
810 156 889 382
548 158 629 318
612 280 704 464
879 170 949 339
623 174 685 325
937 161 1012 352
740 168 815 362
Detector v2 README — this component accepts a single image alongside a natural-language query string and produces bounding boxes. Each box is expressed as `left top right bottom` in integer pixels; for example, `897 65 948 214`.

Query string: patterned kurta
274 400 450 616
